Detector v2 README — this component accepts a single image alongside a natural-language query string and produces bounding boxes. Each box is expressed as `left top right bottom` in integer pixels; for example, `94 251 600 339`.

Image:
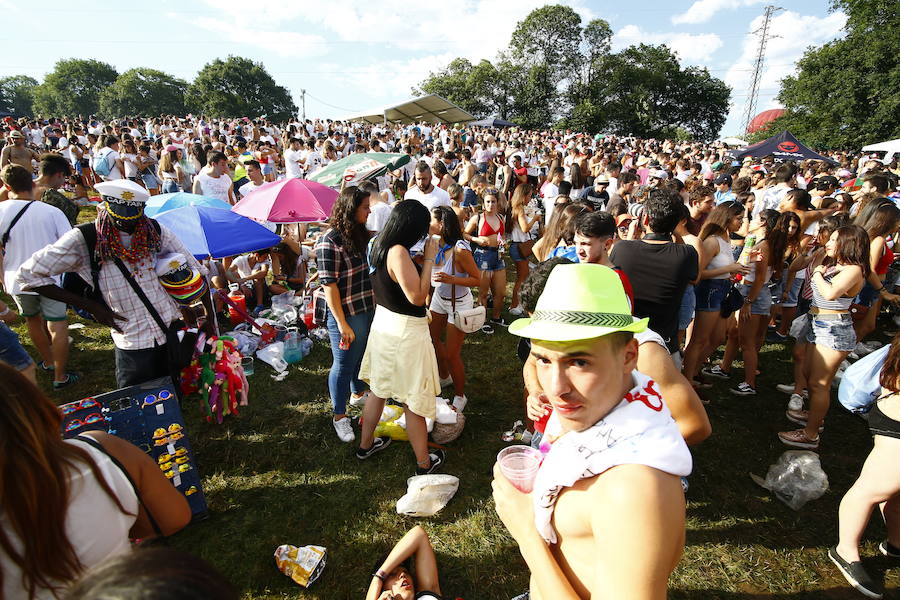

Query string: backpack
838 344 890 415
93 148 114 177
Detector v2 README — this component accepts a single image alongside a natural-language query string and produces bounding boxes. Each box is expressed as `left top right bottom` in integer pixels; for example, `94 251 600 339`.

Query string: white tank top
433 239 472 299
0 438 139 600
708 236 734 280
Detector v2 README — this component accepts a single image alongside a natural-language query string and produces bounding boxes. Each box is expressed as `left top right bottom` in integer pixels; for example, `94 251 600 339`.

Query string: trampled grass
6 209 898 598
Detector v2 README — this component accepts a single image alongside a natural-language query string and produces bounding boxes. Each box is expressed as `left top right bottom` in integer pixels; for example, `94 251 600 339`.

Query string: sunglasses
64 412 106 432
61 398 100 416
141 389 174 408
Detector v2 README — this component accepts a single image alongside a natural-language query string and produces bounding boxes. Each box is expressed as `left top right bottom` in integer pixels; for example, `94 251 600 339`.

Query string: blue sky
0 0 846 136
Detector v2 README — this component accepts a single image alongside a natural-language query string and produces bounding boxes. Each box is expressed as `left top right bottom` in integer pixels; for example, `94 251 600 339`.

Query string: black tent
469 117 517 128
729 130 837 164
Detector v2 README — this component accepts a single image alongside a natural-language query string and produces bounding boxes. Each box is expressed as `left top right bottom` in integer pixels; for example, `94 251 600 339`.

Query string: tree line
414 5 732 141
0 56 297 122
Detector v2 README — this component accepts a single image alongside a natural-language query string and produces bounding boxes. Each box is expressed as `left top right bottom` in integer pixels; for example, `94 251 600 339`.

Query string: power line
302 92 358 114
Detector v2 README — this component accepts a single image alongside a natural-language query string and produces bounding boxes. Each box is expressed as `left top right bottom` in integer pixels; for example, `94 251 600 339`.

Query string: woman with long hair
771 211 804 338
314 186 375 443
682 202 749 386
427 206 481 412
778 225 869 449
830 333 900 599
507 183 541 315
357 200 445 474
157 147 182 194
568 163 586 198
853 200 900 344
531 202 585 262
0 364 190 599
367 526 443 600
465 190 508 333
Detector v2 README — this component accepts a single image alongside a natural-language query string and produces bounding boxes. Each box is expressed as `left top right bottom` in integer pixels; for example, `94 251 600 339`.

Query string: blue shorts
855 282 879 308
678 285 695 330
0 322 33 370
779 277 803 308
509 241 531 262
738 282 773 316
262 163 275 175
695 278 730 312
807 313 856 352
474 247 505 271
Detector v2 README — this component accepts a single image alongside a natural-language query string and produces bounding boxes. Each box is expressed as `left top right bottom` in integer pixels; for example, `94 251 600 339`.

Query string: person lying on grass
367 526 442 600
494 263 692 600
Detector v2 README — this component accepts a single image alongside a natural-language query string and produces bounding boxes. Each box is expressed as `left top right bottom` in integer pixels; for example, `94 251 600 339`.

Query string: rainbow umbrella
144 192 232 217
841 177 863 191
231 178 337 223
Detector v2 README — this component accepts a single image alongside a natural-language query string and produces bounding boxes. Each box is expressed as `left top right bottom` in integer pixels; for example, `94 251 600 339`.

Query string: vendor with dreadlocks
15 180 215 387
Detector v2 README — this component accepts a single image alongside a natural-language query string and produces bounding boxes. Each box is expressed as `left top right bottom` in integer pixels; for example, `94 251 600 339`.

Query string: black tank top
371 257 426 317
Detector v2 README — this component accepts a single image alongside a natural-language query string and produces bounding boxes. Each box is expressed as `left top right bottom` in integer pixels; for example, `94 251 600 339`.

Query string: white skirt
359 305 440 419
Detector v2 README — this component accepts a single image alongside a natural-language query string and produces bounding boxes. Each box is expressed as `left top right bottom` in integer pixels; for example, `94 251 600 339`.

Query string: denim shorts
473 246 504 271
738 282 773 316
855 282 879 308
0 322 33 370
678 285 695 330
695 278 730 312
262 163 274 175
508 241 531 262
780 276 803 308
806 313 856 352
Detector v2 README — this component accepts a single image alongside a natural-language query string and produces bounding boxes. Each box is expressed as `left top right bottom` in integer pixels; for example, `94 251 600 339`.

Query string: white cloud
612 25 724 64
193 16 329 58
671 0 764 26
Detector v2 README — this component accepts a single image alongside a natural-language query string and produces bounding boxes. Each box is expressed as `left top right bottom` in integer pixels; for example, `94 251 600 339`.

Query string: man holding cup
493 263 692 600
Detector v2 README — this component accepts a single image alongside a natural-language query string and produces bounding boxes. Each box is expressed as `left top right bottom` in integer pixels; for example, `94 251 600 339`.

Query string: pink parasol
231 178 338 223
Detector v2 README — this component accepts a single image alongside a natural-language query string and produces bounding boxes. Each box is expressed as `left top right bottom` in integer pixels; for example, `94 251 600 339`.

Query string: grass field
6 206 900 598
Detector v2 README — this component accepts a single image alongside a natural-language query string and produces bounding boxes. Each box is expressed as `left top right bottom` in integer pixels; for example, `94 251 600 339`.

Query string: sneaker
776 383 797 394
701 365 730 379
355 435 392 460
730 382 757 396
787 393 804 411
52 372 80 391
866 340 884 350
332 417 355 443
848 351 860 361
349 392 367 407
451 395 467 413
38 361 54 371
879 540 900 558
415 449 446 475
508 305 525 316
481 323 495 335
766 331 788 343
828 546 883 599
439 375 453 388
777 428 820 450
785 409 825 432
490 317 510 327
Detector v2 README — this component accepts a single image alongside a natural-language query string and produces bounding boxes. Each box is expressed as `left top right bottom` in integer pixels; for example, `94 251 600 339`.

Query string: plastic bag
396 474 459 517
274 544 327 587
839 344 889 414
750 451 829 510
257 342 288 372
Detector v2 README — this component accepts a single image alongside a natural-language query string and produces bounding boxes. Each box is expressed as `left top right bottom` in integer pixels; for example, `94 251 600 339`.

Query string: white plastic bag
396 474 459 517
750 450 829 510
257 341 288 372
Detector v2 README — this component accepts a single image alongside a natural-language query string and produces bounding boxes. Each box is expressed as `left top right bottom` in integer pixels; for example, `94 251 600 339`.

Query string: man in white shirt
283 138 304 179
304 139 324 176
542 167 565 224
404 162 451 210
754 163 795 218
0 164 74 388
192 150 236 205
95 136 125 182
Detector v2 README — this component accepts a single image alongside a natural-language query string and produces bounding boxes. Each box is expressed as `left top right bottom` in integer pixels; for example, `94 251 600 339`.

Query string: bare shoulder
79 430 150 475
588 464 683 507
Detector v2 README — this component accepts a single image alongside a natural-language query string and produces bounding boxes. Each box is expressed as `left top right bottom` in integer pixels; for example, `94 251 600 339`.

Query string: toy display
180 335 249 424
59 377 208 519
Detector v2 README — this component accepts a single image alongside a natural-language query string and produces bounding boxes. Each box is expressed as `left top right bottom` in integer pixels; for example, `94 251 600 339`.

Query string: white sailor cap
94 180 150 206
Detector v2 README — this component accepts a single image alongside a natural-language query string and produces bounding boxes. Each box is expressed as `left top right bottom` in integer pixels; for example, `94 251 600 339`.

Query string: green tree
32 59 118 116
98 68 187 118
416 58 493 118
752 0 899 148
0 75 38 116
185 56 297 122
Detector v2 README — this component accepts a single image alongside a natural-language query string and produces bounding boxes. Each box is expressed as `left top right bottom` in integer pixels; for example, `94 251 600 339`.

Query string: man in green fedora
492 263 692 600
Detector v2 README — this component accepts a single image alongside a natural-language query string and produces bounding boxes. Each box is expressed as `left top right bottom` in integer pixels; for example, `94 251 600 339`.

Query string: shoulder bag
450 247 486 333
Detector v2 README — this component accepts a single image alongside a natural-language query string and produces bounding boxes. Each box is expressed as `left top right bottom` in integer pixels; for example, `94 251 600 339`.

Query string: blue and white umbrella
154 205 281 259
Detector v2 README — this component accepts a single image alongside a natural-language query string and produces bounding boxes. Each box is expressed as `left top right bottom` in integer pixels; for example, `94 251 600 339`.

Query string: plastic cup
241 356 255 376
497 445 542 493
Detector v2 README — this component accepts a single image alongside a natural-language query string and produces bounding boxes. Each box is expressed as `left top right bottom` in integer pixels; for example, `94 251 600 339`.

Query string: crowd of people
2 112 900 599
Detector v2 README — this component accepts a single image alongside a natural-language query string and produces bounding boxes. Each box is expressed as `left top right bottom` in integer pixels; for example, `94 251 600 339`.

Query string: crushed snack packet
274 544 327 588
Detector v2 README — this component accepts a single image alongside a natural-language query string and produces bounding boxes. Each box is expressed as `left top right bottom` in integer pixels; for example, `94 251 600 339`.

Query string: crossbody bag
449 247 485 333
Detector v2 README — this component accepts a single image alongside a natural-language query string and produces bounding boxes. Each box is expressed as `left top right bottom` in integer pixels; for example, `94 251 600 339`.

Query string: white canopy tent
862 139 900 154
342 95 475 125
719 137 749 146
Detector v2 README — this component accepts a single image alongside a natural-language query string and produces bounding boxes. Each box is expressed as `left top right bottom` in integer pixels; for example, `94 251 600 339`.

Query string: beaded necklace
96 203 161 273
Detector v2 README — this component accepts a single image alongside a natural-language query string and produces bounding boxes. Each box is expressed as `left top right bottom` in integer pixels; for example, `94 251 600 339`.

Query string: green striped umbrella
307 153 411 188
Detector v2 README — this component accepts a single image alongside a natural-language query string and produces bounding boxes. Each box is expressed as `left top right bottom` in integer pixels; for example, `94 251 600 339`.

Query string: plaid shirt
315 228 374 316
16 223 206 350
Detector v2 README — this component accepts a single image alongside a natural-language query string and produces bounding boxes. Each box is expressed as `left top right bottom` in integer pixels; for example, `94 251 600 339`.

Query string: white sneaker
332 417 355 442
452 395 468 413
509 305 525 316
349 392 367 407
787 393 804 411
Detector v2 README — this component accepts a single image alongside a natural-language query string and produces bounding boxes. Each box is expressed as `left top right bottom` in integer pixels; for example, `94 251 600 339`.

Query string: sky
0 0 847 137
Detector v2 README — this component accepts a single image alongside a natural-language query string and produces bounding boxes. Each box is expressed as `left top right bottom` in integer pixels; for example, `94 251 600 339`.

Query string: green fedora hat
509 263 648 341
